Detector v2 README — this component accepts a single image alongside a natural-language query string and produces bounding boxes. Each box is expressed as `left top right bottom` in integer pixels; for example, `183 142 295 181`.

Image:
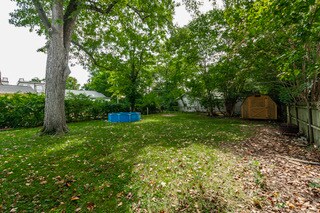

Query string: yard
0 113 319 212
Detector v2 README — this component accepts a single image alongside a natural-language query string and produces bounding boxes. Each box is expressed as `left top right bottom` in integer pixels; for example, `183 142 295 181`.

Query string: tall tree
10 0 193 134
11 0 85 134
77 1 176 111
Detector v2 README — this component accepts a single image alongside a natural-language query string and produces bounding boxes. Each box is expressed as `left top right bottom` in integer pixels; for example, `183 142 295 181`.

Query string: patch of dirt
226 125 320 212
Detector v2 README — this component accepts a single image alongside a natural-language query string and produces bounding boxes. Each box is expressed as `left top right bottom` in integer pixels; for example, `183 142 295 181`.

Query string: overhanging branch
64 0 81 49
86 0 118 14
127 4 151 21
31 0 51 32
72 40 110 71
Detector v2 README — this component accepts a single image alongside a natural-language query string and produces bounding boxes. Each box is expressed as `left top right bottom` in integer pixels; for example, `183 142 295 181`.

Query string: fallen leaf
71 196 80 201
10 208 17 213
116 192 123 198
287 202 295 210
87 202 95 211
40 180 47 185
126 192 133 200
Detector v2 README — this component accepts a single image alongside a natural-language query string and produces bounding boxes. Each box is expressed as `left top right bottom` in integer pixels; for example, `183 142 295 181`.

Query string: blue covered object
108 112 141 123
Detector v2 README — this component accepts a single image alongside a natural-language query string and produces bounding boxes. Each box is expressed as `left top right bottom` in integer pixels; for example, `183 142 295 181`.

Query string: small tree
66 76 80 90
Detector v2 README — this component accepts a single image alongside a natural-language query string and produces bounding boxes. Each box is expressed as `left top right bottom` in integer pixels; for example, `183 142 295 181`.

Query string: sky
0 1 214 86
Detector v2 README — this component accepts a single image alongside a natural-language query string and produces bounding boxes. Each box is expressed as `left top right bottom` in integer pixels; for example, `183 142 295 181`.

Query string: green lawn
0 113 255 212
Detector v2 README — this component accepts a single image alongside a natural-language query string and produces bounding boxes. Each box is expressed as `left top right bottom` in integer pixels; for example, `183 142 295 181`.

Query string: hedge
0 93 130 129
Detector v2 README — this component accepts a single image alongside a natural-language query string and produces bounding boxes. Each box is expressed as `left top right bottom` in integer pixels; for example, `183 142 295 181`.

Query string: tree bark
41 40 69 135
40 0 73 135
225 98 236 117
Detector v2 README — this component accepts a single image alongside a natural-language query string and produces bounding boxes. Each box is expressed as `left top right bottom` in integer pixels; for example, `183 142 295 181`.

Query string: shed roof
0 85 36 94
65 90 108 99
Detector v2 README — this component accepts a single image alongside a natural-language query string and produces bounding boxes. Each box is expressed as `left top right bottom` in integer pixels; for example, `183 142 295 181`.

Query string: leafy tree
221 0 319 141
77 1 175 111
168 9 245 116
10 0 199 134
186 10 229 116
153 27 196 111
83 71 113 97
10 0 84 134
66 76 80 90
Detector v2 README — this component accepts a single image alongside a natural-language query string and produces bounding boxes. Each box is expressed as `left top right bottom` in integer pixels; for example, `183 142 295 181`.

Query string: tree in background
83 71 113 97
66 76 80 90
186 9 228 116
76 0 176 111
152 27 196 111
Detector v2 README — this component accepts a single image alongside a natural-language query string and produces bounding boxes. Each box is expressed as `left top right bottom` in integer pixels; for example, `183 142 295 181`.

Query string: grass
0 113 255 212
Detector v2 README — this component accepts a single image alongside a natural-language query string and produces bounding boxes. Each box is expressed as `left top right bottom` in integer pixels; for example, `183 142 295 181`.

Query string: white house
177 94 242 115
17 78 45 93
65 90 110 100
0 76 109 100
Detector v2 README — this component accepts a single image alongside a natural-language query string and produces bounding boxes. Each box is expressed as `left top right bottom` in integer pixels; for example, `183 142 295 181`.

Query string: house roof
18 81 45 85
65 90 108 99
0 85 36 94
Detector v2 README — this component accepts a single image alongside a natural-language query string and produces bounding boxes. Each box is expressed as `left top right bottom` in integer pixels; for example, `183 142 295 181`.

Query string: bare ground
226 125 320 212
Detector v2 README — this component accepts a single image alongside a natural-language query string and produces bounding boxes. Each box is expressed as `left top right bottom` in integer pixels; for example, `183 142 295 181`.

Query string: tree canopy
9 0 187 134
66 76 80 90
9 0 320 134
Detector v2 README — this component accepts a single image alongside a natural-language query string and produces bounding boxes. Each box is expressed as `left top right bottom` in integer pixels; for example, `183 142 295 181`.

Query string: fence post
307 102 314 144
287 105 291 124
294 104 299 128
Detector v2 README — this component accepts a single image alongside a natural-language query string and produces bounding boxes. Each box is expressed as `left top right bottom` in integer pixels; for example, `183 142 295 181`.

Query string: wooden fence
287 104 320 146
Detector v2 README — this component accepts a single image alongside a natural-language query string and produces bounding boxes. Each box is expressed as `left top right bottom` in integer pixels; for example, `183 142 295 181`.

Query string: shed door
249 96 268 119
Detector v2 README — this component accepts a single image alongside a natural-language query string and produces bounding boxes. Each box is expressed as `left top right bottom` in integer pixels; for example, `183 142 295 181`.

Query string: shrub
0 93 45 128
0 93 130 129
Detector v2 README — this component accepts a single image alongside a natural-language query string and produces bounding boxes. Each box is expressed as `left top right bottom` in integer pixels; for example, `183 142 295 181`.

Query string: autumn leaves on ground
0 113 319 212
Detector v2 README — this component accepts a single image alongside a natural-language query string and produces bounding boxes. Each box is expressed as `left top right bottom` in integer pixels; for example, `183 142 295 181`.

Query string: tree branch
86 0 118 15
71 40 110 71
31 0 51 32
276 155 320 166
127 4 151 21
64 0 81 49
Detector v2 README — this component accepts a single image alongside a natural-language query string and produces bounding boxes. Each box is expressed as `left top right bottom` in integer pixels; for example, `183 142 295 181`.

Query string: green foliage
66 76 80 90
30 77 42 82
225 0 320 104
0 94 129 129
79 3 168 111
82 72 113 97
308 179 320 188
251 160 266 189
136 92 162 114
0 93 45 128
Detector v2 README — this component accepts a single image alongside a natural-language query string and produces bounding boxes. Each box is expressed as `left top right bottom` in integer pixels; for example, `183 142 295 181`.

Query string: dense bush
0 93 45 128
0 93 130 129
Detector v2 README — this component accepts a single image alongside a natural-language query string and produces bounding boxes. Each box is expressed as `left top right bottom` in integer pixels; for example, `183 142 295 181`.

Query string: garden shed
241 95 277 120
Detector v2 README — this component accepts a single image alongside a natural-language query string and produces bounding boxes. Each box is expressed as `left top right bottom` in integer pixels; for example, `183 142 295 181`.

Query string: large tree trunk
41 40 69 134
41 0 73 135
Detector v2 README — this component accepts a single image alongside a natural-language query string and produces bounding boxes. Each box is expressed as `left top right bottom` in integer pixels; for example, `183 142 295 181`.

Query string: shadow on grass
0 113 257 212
